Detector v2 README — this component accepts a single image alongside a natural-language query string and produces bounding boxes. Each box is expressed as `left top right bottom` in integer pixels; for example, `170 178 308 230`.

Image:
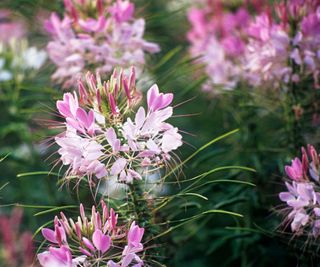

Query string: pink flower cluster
45 0 160 88
187 0 320 92
244 13 292 88
290 4 320 88
0 9 26 43
279 145 320 237
54 67 182 185
38 201 145 267
245 1 320 89
187 1 252 91
0 208 36 267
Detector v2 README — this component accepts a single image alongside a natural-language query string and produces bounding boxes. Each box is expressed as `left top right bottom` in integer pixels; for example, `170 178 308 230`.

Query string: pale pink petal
42 228 57 244
92 229 111 254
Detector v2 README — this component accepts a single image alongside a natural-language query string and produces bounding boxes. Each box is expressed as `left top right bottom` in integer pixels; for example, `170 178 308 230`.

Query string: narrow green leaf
0 182 9 191
153 46 183 70
34 205 77 216
17 171 60 178
0 153 10 162
162 129 241 181
202 209 243 218
178 192 208 200
147 209 243 242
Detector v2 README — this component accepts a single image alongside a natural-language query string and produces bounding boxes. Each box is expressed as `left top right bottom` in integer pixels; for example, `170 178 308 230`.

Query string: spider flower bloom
37 201 145 267
187 0 254 92
290 5 320 88
244 1 320 89
244 13 292 88
0 10 26 43
45 0 160 88
279 145 320 238
54 67 182 185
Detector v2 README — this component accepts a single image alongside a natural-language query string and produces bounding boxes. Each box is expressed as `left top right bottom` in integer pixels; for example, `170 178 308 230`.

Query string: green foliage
0 0 319 266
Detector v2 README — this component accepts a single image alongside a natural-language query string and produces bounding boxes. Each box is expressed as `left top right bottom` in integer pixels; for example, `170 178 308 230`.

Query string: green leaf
34 205 77 216
17 171 61 178
162 129 241 181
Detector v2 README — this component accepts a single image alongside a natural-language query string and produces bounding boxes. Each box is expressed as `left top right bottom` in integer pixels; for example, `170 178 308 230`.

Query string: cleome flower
279 144 320 238
44 0 160 88
244 12 292 88
187 0 252 93
290 5 320 88
244 0 320 89
188 0 320 92
53 67 183 186
38 201 145 267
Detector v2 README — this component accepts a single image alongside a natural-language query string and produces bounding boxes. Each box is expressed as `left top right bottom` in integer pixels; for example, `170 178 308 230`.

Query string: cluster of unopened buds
54 67 182 185
279 144 320 238
45 0 160 88
38 201 145 267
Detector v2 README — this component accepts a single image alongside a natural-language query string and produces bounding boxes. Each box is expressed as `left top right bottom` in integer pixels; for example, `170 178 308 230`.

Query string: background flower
45 0 160 88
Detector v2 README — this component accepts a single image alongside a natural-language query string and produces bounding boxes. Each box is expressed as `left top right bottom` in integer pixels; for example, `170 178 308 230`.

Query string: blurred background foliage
0 0 319 266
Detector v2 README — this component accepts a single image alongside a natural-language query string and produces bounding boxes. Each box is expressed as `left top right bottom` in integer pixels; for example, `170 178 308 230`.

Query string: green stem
128 183 162 260
128 183 152 227
286 19 303 153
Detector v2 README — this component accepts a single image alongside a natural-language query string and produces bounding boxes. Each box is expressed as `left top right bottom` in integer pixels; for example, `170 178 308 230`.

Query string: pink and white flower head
244 1 320 89
244 12 292 88
38 201 145 267
290 5 320 88
279 145 320 238
44 0 160 88
187 0 255 93
54 67 182 186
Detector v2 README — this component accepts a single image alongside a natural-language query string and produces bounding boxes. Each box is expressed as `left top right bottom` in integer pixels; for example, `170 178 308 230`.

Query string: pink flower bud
97 0 104 16
75 222 82 240
78 81 88 104
82 237 95 252
96 89 102 112
110 208 117 230
129 66 136 89
108 93 119 115
80 203 86 222
79 246 93 257
285 158 303 181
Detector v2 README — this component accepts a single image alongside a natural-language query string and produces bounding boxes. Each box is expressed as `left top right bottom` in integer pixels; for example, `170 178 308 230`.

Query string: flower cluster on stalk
45 0 160 88
54 67 182 186
279 145 320 238
38 201 145 267
187 0 253 92
245 0 320 89
187 0 320 92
